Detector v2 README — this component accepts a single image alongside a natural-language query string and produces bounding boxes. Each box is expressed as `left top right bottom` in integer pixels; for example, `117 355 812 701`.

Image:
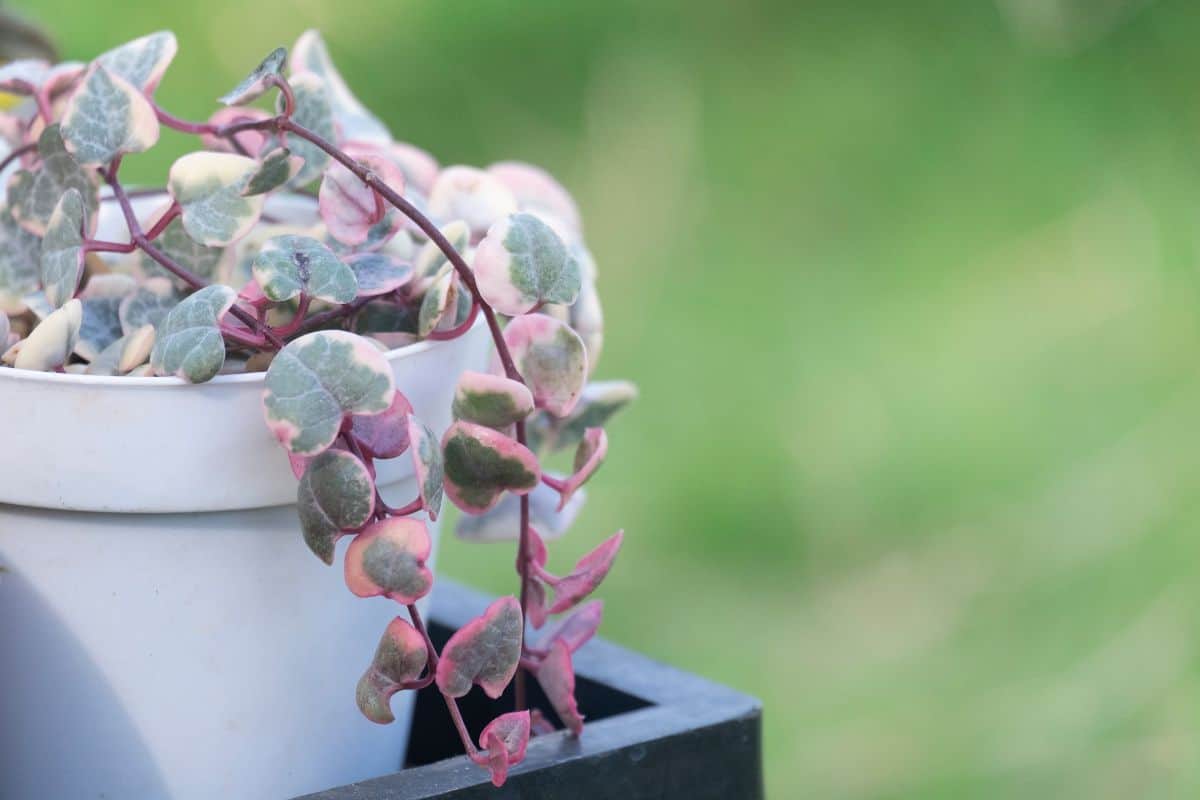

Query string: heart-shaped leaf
473 213 580 316
548 531 623 614
428 165 517 236
344 518 433 604
442 421 540 514
13 298 81 371
87 323 156 375
8 125 100 236
243 147 304 197
346 252 413 298
96 31 178 92
452 371 535 430
251 234 357 303
319 149 405 246
435 596 523 699
477 711 531 788
456 482 585 542
296 448 375 564
138 212 226 284
414 219 470 286
356 617 428 724
168 152 266 246
118 278 178 334
219 47 287 106
149 284 236 382
0 210 42 312
39 188 86 309
535 640 584 735
283 71 335 185
405 414 444 519
538 600 603 654
487 161 582 236
350 391 413 459
60 65 159 166
263 330 395 455
75 296 124 362
557 427 608 509
291 30 390 144
502 314 588 417
417 266 457 337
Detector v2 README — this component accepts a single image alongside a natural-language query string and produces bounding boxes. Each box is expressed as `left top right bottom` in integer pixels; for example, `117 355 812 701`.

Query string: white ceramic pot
0 323 490 799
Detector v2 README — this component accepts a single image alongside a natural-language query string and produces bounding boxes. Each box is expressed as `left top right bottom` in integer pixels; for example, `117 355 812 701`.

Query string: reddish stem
154 105 216 136
143 201 181 241
84 239 137 254
408 603 479 758
540 474 567 492
427 299 480 341
0 141 35 174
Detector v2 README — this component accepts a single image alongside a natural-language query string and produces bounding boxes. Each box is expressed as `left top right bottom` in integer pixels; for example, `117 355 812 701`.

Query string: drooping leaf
531 380 638 453
344 518 433 604
427 165 517 236
283 71 335 185
118 278 178 334
319 149 404 246
502 314 588 416
243 147 304 196
452 371 534 430
149 284 236 382
296 448 375 564
538 600 603 654
417 265 457 337
75 296 124 362
442 420 540 514
547 531 623 614
291 30 390 144
168 152 266 246
346 252 413 298
356 617 428 724
251 234 357 303
435 596 523 699
263 330 395 455
219 47 287 106
557 427 608 509
0 210 42 312
404 414 444 519
350 391 413 459
487 161 582 236
456 481 586 542
14 299 82 371
39 188 86 308
138 213 227 283
535 640 584 735
96 31 178 91
60 65 159 166
477 711 531 788
473 213 581 316
8 124 99 236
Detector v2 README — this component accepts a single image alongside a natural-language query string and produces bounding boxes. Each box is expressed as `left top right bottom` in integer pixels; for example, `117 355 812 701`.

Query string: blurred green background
15 0 1200 795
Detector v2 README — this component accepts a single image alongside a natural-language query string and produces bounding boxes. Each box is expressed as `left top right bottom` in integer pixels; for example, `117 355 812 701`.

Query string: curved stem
0 141 36 174
408 604 479 758
427 299 480 341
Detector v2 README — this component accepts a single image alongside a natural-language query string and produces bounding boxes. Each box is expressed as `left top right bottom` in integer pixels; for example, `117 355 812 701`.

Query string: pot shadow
0 565 172 799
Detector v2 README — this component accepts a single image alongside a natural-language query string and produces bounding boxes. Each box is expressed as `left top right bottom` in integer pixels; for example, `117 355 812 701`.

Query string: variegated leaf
75 295 123 362
138 212 226 283
60 65 159 166
8 125 100 236
473 212 580 316
243 147 304 196
456 482 585 542
435 596 523 699
96 31 178 91
535 640 584 735
14 298 81 371
441 420 540 514
39 188 86 308
346 252 413 298
117 324 155 373
201 107 271 155
417 265 457 337
427 165 517 236
319 149 404 246
405 414 444 519
263 330 395 455
291 30 390 144
168 152 265 246
296 448 375 564
283 72 335 185
414 219 469 286
487 161 582 236
389 141 439 196
251 234 356 303
477 711 531 788
149 284 236 382
219 47 287 106
356 617 428 724
0 210 42 312
531 380 638 453
502 314 588 416
344 518 433 604
350 391 413 459
547 532 623 615
537 600 603 654
557 427 608 509
452 371 534 430
118 278 178 334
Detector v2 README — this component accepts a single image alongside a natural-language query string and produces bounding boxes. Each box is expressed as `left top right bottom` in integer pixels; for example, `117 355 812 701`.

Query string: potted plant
0 30 645 799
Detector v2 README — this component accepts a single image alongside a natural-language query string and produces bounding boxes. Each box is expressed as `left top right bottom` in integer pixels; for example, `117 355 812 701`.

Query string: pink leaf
523 526 548 570
501 314 587 417
319 146 405 246
536 640 584 736
557 427 607 510
350 392 413 460
527 579 549 629
476 710 531 787
441 420 540 514
529 708 556 736
387 141 440 197
356 617 429 724
487 161 582 238
548 531 623 614
538 600 603 654
452 370 535 430
435 596 523 699
201 107 270 155
344 518 433 604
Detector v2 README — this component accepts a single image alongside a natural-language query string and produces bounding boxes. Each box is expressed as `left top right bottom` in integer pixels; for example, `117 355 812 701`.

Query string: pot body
0 323 490 799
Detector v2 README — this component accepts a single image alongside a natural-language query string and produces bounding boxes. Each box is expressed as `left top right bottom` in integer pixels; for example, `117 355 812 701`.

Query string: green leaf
219 47 287 106
118 278 179 334
452 371 535 429
251 234 357 303
356 618 428 724
283 72 335 185
296 448 375 564
0 210 41 312
149 284 237 382
344 518 433 603
406 414 444 519
291 30 390 144
346 253 413 298
435 596 523 699
263 330 395 455
168 152 266 246
75 296 124 362
38 188 86 309
8 125 100 236
14 298 81 371
502 315 588 416
417 265 457 337
473 213 581 316
242 147 304 196
96 31 178 91
60 65 159 166
441 420 540 514
138 213 226 283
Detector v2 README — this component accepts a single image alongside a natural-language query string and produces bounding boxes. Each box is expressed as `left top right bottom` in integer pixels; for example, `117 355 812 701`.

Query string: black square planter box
297 581 764 799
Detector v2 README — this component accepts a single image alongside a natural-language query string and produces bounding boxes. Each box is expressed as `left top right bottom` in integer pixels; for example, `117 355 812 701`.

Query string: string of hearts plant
0 31 636 787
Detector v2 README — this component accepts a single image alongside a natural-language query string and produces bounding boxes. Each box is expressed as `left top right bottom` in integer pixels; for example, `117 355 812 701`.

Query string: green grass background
15 0 1200 795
